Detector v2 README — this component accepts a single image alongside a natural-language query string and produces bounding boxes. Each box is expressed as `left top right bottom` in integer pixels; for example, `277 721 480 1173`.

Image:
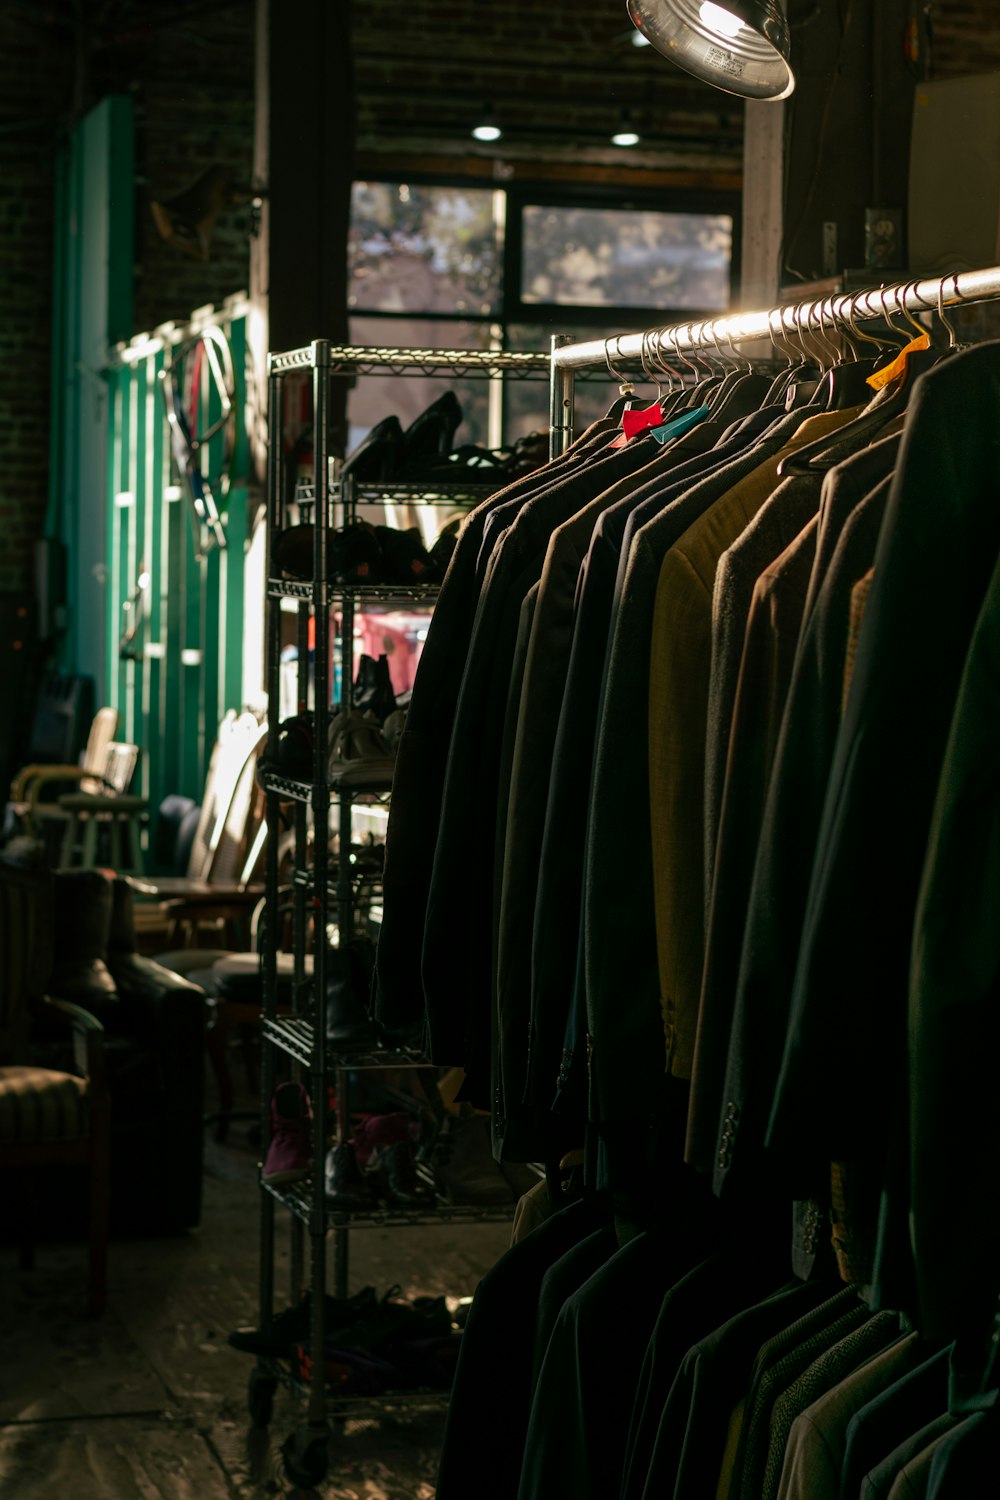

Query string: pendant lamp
627 0 795 100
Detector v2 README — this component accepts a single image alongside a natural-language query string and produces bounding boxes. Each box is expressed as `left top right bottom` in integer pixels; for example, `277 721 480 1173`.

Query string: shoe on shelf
373 1139 434 1207
297 937 379 1050
430 1113 523 1206
325 1141 376 1208
374 525 442 586
262 1081 312 1185
398 391 463 475
270 521 385 584
340 414 404 485
329 522 385 584
353 653 397 723
327 710 396 789
351 1110 417 1170
261 710 314 781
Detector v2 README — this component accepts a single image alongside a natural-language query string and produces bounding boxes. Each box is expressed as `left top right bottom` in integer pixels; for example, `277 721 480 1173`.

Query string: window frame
348 171 742 347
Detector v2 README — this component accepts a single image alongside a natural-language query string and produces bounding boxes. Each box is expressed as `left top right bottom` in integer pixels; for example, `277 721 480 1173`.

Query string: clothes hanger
768 302 822 409
776 281 943 476
809 293 883 410
782 301 828 409
603 337 638 422
675 323 726 409
704 319 777 424
607 332 672 446
760 305 803 407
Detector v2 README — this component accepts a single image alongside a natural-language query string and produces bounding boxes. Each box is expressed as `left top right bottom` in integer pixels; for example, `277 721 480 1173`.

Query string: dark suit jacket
374 420 614 1036
766 344 1000 1192
493 423 723 1157
926 1411 997 1499
621 1253 799 1500
580 411 818 1127
908 539 1000 1350
840 1344 951 1500
422 432 664 1079
435 1195 612 1500
647 409 863 1089
713 473 892 1200
687 512 819 1170
526 407 798 1137
689 434 900 1178
643 1277 833 1500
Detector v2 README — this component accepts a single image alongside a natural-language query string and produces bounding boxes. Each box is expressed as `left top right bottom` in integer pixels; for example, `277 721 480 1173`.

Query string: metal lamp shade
627 0 795 100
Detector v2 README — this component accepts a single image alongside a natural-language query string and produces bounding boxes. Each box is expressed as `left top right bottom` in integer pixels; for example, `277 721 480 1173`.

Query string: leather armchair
36 869 208 1235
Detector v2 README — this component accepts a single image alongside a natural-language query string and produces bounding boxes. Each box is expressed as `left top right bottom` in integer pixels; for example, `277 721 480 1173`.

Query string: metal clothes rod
547 263 1000 456
550 264 1000 371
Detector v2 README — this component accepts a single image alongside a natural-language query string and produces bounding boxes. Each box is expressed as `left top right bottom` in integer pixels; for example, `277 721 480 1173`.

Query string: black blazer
766 344 1000 1190
712 474 891 1199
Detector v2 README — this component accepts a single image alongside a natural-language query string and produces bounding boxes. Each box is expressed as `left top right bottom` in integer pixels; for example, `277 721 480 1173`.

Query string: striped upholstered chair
0 859 110 1314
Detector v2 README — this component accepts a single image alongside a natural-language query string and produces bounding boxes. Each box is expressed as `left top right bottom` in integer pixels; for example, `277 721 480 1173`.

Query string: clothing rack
548 262 1000 455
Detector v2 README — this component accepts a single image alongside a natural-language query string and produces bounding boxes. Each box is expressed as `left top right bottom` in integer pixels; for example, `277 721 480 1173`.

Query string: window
347 178 739 450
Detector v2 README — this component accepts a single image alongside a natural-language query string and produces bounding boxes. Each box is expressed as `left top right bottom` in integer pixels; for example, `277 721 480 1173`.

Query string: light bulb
698 2 745 38
611 128 641 146
471 121 502 142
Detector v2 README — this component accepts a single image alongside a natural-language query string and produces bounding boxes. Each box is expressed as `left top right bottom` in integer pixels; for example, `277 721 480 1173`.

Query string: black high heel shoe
341 414 404 484
398 392 463 477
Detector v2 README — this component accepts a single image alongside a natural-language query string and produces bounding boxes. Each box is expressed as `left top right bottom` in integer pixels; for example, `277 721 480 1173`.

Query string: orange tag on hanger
865 332 930 391
608 401 664 448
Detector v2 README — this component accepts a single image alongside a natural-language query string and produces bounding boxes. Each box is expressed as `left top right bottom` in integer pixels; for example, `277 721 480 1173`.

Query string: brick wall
0 13 73 597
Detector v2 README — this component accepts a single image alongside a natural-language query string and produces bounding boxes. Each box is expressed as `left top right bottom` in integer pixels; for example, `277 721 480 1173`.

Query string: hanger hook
663 324 700 384
722 318 751 372
639 329 665 400
843 288 884 351
647 326 678 393
830 294 859 361
810 299 837 370
604 336 635 396
878 284 910 347
792 301 820 366
768 305 795 368
895 279 930 339
936 273 959 349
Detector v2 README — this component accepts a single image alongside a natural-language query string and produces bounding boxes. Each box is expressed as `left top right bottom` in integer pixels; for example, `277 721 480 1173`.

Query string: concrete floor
0 1076 513 1498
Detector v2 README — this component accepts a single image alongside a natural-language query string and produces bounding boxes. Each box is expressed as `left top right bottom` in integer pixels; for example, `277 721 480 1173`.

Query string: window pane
349 182 502 316
520 205 732 312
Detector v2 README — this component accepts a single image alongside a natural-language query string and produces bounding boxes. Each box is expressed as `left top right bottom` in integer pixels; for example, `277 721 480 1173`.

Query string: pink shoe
262 1082 312 1184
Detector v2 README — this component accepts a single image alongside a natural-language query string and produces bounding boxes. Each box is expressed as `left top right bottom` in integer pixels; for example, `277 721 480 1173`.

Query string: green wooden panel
106 300 250 861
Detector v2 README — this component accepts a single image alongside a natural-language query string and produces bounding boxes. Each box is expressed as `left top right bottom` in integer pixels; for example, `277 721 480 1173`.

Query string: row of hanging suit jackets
373 332 1000 1386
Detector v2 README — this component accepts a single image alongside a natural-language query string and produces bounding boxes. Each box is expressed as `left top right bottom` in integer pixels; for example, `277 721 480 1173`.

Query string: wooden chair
57 741 147 871
6 706 119 854
0 859 110 1315
126 708 269 950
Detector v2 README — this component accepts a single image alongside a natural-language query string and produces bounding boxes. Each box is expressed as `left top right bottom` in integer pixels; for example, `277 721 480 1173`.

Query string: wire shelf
264 1176 520 1230
262 1018 431 1070
269 343 551 378
294 480 498 507
262 1357 454 1416
267 577 441 605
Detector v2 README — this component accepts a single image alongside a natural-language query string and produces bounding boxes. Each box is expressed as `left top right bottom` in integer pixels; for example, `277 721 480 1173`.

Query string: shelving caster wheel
281 1425 329 1488
247 1368 277 1429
